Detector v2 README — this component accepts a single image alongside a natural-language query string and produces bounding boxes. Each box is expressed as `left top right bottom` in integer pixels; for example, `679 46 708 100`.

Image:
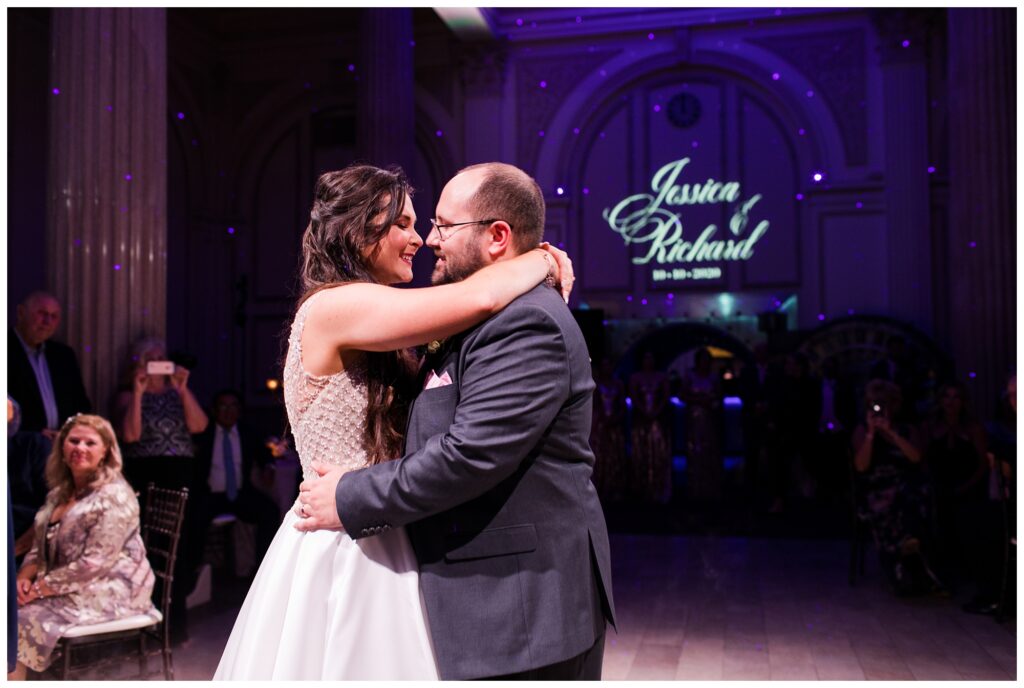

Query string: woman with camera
852 379 940 596
112 336 208 646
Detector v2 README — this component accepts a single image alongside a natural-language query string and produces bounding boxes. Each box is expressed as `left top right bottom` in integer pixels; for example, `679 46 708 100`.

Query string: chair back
141 483 188 622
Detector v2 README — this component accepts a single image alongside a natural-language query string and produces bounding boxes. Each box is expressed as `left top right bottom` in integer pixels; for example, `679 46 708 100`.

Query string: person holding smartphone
112 336 208 646
851 379 941 596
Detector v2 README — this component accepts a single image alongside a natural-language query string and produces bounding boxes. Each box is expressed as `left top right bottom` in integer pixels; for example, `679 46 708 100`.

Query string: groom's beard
430 244 488 286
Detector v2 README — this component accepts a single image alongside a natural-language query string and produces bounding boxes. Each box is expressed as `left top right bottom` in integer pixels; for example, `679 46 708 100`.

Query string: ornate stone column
872 9 936 335
946 8 1016 416
356 8 416 174
48 8 167 414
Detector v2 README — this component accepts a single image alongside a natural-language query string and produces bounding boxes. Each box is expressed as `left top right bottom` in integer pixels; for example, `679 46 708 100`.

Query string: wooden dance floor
117 534 1015 680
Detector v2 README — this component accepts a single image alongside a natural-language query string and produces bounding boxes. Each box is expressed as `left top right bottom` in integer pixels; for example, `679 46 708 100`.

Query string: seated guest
8 292 92 436
193 389 280 571
851 380 940 596
9 414 156 680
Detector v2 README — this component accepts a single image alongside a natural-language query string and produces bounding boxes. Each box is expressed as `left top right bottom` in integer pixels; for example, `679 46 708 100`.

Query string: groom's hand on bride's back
293 460 346 532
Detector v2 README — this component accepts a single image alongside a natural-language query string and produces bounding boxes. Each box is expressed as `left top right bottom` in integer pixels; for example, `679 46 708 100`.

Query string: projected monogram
602 157 770 280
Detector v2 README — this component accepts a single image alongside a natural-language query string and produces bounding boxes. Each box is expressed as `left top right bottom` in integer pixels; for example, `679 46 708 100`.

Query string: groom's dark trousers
336 285 616 680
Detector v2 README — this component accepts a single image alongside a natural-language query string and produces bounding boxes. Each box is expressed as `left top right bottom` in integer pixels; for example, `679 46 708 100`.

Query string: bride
214 164 571 679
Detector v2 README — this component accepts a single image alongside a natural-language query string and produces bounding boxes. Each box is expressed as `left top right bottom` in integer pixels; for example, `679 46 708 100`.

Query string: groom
296 162 615 680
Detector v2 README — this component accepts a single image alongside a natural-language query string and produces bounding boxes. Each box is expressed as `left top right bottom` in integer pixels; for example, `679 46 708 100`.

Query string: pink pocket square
424 370 453 390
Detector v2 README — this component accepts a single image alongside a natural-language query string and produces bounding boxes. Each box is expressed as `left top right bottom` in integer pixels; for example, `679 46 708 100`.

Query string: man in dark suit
297 163 615 680
8 291 91 435
192 389 280 569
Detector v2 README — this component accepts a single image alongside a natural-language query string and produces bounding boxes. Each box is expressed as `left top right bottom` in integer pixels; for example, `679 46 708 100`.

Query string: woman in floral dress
10 414 156 679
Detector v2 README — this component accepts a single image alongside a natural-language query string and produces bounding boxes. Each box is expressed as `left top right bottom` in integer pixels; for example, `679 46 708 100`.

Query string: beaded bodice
284 291 370 481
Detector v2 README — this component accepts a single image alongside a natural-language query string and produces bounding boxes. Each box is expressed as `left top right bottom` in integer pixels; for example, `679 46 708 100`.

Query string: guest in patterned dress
629 351 672 503
590 358 627 502
851 380 940 596
9 414 156 679
112 337 207 646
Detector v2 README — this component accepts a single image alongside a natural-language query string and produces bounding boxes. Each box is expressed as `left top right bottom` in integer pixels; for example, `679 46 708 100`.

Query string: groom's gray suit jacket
335 284 615 680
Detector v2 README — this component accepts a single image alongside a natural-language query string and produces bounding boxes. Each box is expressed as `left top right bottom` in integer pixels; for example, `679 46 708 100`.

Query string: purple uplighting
7 18 1016 658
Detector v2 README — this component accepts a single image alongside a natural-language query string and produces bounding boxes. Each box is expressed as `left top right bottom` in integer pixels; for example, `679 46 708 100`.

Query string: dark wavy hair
296 164 418 465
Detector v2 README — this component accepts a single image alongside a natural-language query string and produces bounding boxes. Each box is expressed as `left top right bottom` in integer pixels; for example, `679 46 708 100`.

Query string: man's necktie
223 431 238 502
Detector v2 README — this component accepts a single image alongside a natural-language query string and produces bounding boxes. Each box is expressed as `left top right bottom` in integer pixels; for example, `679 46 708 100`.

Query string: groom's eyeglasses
429 219 510 241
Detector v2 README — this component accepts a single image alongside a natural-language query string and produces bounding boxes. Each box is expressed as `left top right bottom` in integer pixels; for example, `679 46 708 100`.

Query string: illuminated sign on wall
602 157 770 281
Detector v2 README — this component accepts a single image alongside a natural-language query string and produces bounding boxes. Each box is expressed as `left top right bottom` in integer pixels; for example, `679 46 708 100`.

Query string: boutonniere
427 339 446 355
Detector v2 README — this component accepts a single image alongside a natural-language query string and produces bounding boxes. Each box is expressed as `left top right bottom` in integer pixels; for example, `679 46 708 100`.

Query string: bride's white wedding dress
214 292 439 679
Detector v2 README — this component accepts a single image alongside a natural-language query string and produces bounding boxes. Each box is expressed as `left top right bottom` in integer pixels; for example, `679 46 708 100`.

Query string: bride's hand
294 460 346 532
537 242 575 303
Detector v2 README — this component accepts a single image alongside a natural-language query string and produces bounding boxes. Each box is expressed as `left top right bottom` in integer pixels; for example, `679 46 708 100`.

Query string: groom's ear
483 220 514 259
